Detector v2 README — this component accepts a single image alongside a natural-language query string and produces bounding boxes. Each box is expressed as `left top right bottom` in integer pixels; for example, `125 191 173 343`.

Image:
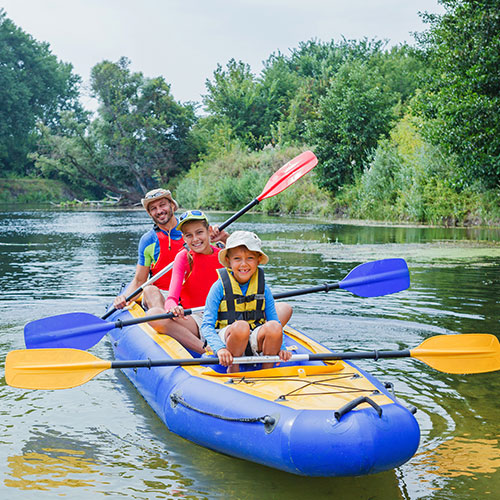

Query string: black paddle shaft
309 350 412 362
112 309 200 329
218 198 259 231
109 349 413 370
273 283 340 300
109 284 343 330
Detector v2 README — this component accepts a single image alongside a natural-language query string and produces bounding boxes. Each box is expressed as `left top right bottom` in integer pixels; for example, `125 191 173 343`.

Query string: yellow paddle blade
6 348 111 390
411 334 500 374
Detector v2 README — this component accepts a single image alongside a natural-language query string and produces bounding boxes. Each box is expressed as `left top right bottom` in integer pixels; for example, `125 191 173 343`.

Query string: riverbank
0 178 75 203
2 175 499 228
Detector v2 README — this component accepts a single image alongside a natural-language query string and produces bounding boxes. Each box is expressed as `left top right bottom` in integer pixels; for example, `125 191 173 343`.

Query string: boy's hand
278 349 292 362
217 348 233 366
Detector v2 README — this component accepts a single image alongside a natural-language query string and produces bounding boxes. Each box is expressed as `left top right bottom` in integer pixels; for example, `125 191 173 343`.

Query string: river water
1 207 499 499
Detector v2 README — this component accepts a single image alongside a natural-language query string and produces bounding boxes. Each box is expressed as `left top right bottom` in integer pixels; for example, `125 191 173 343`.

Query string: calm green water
1 208 499 499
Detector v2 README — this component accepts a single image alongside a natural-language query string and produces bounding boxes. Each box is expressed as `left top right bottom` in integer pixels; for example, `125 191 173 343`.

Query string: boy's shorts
217 324 264 356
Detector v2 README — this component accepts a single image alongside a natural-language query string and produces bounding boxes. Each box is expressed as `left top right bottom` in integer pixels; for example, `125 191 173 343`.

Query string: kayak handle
334 396 383 421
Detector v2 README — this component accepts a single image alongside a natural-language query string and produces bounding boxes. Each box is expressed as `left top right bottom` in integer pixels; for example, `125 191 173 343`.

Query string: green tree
203 59 270 149
369 45 426 104
34 58 200 202
263 39 420 146
307 60 398 192
0 10 82 174
259 53 303 141
416 0 500 188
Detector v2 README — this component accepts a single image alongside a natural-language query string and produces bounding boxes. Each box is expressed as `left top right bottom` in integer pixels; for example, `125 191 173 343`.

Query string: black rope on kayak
169 393 277 433
225 373 377 402
275 374 375 401
276 388 373 401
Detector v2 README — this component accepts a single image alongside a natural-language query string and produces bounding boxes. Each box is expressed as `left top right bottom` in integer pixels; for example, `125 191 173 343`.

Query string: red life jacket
179 246 223 309
150 229 185 290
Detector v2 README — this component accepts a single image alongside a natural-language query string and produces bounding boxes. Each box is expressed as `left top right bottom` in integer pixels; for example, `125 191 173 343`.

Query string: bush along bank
329 117 500 227
173 145 331 216
0 178 77 204
172 141 499 226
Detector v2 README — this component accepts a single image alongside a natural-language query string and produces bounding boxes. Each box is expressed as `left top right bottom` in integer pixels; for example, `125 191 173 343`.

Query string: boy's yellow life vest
215 267 266 330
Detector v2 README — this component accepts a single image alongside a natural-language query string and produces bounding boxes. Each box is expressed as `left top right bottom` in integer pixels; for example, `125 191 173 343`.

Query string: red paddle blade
257 151 318 201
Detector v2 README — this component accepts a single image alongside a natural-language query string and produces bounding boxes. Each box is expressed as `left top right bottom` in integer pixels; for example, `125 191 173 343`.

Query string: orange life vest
150 229 185 290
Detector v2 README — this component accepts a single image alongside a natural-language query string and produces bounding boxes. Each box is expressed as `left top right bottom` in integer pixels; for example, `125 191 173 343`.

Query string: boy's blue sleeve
200 281 226 353
264 285 286 351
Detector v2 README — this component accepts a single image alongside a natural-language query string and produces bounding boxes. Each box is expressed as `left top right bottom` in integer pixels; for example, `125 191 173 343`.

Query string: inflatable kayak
107 302 420 477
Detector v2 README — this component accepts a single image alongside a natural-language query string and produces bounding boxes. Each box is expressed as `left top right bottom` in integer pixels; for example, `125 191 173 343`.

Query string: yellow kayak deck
125 302 395 411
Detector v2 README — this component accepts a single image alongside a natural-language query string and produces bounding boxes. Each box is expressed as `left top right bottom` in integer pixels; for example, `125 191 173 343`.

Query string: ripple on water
1 210 499 499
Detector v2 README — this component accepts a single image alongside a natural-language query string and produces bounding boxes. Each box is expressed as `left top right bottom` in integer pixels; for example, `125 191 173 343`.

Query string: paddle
7 334 500 390
101 150 318 320
24 258 410 350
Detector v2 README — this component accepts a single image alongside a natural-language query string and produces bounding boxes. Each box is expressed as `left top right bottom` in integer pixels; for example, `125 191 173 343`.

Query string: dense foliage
33 58 200 203
1 3 498 224
0 10 82 175
415 0 500 189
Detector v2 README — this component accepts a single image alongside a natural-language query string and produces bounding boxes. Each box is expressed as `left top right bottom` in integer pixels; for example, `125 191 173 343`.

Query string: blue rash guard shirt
137 222 183 268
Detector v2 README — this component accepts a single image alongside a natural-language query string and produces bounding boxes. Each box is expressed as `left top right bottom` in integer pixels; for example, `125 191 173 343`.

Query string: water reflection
418 436 500 478
1 208 499 499
6 446 98 491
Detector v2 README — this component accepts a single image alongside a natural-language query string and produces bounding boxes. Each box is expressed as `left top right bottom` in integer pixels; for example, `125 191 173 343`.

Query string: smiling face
181 220 211 254
147 198 176 228
225 245 262 284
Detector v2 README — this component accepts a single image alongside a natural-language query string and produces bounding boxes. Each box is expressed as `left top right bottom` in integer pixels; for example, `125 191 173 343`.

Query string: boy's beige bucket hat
218 231 269 266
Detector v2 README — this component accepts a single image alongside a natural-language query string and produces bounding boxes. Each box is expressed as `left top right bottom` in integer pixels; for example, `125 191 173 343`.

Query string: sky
2 0 445 110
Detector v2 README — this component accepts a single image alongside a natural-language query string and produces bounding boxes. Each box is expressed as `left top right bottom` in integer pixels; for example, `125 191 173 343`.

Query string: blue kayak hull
108 306 420 476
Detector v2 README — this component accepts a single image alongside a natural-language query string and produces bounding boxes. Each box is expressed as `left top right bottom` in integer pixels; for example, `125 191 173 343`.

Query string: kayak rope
229 373 379 401
170 392 276 429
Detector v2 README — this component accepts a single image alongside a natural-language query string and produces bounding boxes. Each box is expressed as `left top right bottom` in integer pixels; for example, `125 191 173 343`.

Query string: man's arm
209 225 229 245
113 264 150 309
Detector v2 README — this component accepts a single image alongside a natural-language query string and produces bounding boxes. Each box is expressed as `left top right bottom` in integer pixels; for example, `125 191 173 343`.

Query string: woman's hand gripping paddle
101 151 318 320
24 258 410 350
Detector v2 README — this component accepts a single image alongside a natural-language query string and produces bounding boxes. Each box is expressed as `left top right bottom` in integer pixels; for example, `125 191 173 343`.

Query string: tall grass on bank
0 178 75 204
174 146 330 215
332 116 500 226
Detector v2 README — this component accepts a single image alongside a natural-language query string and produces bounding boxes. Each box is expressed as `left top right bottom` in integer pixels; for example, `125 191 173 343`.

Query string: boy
200 231 292 372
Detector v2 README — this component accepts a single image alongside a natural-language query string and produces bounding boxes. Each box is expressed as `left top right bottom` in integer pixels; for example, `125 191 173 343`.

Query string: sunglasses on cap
179 210 205 221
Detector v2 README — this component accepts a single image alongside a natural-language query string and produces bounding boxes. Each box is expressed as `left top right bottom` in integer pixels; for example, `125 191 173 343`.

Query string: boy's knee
229 321 251 340
278 303 292 314
269 320 281 330
264 320 282 338
276 302 293 325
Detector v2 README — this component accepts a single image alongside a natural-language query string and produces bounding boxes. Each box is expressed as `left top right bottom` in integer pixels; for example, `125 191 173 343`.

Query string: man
113 188 187 311
113 188 227 313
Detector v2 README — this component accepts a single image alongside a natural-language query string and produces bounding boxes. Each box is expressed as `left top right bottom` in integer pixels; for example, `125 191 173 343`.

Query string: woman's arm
164 250 189 311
